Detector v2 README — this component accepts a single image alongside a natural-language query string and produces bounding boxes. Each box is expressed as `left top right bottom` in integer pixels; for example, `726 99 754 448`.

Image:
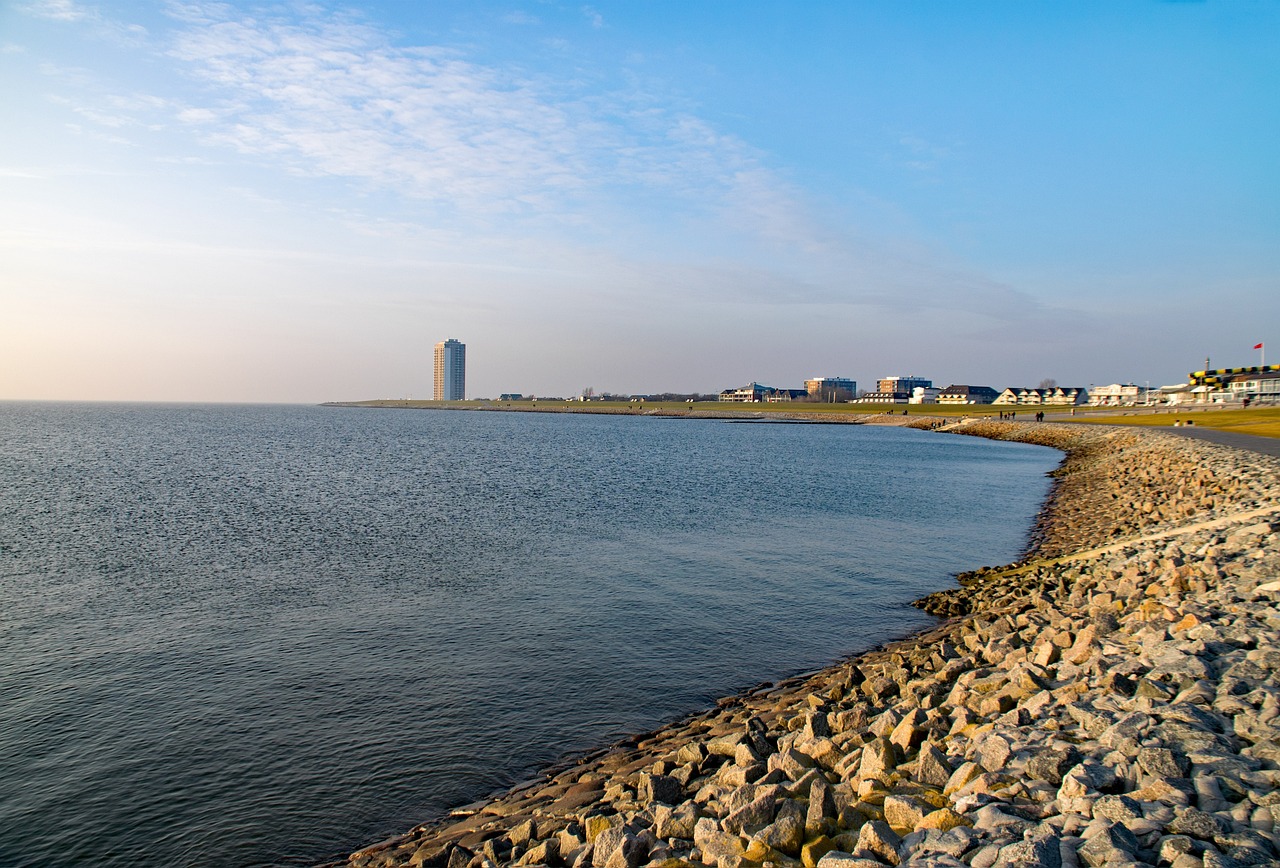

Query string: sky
2 0 1277 402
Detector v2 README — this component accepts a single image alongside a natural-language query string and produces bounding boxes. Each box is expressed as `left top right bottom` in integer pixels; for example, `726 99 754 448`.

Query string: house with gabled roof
994 387 1088 406
937 385 1000 405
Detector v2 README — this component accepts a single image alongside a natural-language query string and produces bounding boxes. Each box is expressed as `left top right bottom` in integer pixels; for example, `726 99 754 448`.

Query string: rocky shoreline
333 421 1280 868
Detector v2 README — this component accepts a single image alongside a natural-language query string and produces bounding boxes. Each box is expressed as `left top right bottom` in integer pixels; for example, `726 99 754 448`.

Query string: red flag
1256 343 1265 349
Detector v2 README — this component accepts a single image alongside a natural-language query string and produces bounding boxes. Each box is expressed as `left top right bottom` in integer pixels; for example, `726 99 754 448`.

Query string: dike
332 422 1280 868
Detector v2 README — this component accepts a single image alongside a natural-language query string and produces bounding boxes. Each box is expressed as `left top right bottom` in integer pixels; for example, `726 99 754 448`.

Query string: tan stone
882 794 927 835
943 761 984 796
800 835 837 868
916 808 971 832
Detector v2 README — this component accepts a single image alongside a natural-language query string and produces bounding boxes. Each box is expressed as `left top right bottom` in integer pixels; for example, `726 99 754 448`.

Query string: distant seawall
330 421 1280 868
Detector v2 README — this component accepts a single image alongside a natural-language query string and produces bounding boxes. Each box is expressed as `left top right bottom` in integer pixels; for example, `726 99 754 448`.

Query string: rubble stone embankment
336 423 1280 868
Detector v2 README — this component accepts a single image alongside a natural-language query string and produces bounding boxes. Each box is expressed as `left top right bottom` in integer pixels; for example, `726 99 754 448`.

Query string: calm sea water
0 403 1057 867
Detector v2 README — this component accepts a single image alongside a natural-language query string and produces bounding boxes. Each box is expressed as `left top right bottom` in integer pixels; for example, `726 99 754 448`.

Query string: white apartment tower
434 339 466 401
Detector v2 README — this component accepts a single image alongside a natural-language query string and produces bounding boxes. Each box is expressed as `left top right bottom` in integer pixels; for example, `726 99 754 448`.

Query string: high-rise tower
434 339 465 401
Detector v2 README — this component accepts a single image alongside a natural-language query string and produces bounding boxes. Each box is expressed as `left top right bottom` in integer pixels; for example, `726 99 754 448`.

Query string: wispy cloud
500 11 539 26
20 0 148 43
20 0 93 23
18 0 1074 330
894 133 956 173
158 2 772 226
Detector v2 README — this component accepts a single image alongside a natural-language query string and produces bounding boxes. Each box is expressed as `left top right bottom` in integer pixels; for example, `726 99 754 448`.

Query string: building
804 377 856 402
1187 365 1280 403
877 376 932 398
937 385 1000 405
718 383 807 402
434 338 466 401
719 383 773 402
909 386 942 404
1088 384 1145 407
994 387 1088 406
1225 370 1280 404
852 392 909 404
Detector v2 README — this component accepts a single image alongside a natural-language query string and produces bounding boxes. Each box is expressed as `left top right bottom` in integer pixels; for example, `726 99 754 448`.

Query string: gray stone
1066 703 1112 738
768 748 816 779
972 805 1030 835
916 742 953 789
653 803 700 840
511 820 539 848
807 776 835 836
722 792 777 835
855 820 901 866
638 773 683 806
1157 835 1196 863
1099 712 1151 753
1216 829 1278 860
756 807 805 856
1138 747 1187 778
815 854 885 868
1027 748 1082 786
859 736 898 779
978 734 1012 773
1092 794 1143 823
915 827 976 859
890 709 928 753
592 827 628 868
994 834 1062 868
521 839 561 867
1168 807 1230 841
692 818 745 864
1076 823 1139 867
804 712 832 741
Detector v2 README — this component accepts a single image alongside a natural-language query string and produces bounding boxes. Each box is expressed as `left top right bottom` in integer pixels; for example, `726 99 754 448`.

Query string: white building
434 338 466 401
936 385 1000 405
1225 371 1280 404
1088 383 1145 407
994 387 1088 406
909 386 942 404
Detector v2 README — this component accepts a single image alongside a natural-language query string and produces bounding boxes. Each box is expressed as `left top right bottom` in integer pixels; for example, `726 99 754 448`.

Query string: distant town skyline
1 2 1276 403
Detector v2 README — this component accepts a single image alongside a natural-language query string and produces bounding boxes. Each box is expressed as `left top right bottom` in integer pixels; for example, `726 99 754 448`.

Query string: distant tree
582 386 595 399
1037 378 1058 390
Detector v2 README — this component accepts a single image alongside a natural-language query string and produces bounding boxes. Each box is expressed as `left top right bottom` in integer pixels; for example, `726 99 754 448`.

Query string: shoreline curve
329 420 1280 868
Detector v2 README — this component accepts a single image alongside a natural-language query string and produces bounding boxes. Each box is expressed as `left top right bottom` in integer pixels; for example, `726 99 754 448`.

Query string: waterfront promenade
332 420 1280 868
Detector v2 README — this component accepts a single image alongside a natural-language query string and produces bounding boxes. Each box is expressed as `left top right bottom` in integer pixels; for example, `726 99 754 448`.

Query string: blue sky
2 1 1276 401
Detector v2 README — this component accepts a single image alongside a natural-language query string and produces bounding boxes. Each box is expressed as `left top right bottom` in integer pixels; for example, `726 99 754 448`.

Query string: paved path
1162 426 1280 458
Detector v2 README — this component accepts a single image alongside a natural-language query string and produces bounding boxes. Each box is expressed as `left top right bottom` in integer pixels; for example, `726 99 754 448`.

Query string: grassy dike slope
333 421 1280 868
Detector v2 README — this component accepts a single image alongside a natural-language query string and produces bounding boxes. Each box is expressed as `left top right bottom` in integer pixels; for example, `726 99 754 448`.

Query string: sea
0 403 1059 867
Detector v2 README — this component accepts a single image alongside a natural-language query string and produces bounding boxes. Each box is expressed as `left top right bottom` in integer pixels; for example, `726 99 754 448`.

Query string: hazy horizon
3 1 1276 403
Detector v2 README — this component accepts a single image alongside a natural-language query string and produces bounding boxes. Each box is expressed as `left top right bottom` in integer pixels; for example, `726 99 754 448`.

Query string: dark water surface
0 404 1058 866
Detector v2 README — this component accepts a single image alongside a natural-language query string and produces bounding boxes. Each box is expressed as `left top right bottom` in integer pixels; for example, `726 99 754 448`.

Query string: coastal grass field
330 399 1280 438
1074 405 1280 438
328 399 1013 417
